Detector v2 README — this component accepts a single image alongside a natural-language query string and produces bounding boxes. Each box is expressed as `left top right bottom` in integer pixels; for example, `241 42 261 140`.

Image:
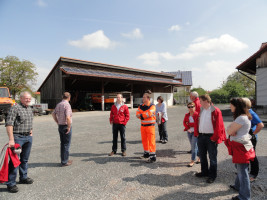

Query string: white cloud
121 28 143 39
36 0 47 7
192 60 238 90
187 34 248 54
137 52 161 66
68 30 116 50
168 25 181 32
137 34 248 66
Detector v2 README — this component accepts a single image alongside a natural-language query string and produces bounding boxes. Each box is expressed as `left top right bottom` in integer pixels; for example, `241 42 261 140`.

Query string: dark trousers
112 123 126 152
58 125 72 165
198 134 218 179
7 135 32 187
158 122 168 141
250 136 259 178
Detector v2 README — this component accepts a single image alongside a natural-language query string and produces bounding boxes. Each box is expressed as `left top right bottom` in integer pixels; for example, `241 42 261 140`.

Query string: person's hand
29 130 33 136
187 130 192 133
8 140 15 148
66 127 71 134
136 114 141 118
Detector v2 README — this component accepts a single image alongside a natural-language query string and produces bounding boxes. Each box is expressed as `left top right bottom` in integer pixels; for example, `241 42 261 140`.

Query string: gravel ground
0 105 266 200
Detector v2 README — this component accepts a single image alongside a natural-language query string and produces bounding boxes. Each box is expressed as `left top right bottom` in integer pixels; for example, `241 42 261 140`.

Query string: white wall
152 93 173 106
257 67 267 106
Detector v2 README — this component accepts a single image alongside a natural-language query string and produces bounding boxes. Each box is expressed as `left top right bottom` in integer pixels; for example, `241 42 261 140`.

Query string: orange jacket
136 102 156 126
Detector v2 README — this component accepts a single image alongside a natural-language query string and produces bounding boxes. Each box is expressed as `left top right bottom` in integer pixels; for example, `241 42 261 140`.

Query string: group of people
1 91 73 193
1 90 264 200
182 92 264 200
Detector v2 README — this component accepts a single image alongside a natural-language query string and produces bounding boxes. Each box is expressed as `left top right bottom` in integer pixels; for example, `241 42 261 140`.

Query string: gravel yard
0 105 266 200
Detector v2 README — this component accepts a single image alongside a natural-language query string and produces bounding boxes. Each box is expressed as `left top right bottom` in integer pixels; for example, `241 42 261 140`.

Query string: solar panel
61 66 182 84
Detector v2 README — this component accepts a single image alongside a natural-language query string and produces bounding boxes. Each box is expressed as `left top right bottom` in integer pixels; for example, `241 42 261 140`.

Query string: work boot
108 151 116 156
7 185 19 193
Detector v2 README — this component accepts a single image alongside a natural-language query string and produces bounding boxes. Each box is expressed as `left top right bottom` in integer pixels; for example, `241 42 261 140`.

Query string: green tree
0 56 38 97
191 87 206 96
224 71 255 97
222 81 247 99
209 89 229 104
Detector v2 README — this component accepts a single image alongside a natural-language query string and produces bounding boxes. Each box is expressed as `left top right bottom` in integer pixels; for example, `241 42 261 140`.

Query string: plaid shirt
5 103 33 134
53 100 72 125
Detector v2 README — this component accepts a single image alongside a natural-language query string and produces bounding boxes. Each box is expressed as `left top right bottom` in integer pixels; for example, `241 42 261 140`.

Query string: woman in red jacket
226 98 255 200
183 102 200 167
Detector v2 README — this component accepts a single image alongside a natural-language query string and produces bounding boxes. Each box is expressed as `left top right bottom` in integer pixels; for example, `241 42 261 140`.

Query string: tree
222 81 247 99
223 71 255 97
191 87 206 96
0 56 38 97
209 89 229 104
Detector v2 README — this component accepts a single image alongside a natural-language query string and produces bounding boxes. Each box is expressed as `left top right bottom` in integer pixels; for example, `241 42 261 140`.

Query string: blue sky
1 0 267 91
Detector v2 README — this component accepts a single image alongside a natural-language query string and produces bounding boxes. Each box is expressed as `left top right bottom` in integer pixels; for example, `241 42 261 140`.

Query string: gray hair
190 91 199 98
20 91 32 99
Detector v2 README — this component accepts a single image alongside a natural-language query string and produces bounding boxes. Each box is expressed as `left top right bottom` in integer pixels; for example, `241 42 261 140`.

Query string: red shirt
110 104 130 126
194 97 201 114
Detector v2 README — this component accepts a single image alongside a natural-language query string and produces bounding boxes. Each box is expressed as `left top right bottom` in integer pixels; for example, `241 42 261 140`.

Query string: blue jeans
234 163 251 200
7 135 32 187
198 134 218 179
187 132 198 161
58 125 72 165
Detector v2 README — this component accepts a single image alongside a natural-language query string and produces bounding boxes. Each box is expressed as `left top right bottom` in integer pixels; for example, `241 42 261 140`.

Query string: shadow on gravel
123 171 211 188
154 189 232 200
98 140 142 145
70 152 107 157
28 162 61 168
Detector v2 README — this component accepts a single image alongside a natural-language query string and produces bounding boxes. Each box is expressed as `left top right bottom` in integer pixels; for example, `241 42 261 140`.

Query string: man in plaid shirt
5 91 34 193
52 92 73 167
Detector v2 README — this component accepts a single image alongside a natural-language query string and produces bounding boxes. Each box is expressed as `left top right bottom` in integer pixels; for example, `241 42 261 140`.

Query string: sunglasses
187 106 194 108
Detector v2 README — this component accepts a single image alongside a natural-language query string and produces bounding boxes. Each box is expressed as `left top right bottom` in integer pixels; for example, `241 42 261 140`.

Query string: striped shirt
53 100 72 125
5 103 33 134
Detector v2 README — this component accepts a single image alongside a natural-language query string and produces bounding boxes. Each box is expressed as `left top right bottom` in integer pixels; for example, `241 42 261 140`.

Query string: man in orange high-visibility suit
136 90 157 163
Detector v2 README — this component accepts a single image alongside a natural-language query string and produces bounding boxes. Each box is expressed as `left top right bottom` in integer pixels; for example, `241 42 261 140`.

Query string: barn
38 57 182 110
236 42 267 112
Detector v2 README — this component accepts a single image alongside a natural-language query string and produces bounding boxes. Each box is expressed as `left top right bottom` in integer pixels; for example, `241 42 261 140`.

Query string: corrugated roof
236 43 267 75
165 71 192 86
60 66 182 85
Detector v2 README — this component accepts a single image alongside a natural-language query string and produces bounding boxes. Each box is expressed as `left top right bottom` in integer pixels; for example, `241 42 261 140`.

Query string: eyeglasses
187 106 194 108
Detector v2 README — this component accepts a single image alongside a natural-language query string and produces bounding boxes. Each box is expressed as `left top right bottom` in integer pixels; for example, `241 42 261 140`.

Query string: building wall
257 67 267 106
152 92 173 106
40 65 63 108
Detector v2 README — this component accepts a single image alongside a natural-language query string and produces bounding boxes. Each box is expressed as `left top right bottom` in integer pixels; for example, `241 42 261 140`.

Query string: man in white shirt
194 94 226 184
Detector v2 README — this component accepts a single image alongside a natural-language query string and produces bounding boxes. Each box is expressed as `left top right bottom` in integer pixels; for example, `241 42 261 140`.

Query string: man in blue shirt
243 98 264 182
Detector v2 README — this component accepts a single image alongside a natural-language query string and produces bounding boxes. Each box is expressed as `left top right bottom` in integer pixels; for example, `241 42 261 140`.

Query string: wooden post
102 81 104 111
131 83 133 109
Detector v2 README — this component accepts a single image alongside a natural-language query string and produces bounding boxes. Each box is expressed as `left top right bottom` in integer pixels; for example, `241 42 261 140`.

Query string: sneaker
7 185 19 193
122 151 126 156
19 177 34 184
108 151 116 156
140 152 150 159
163 140 168 144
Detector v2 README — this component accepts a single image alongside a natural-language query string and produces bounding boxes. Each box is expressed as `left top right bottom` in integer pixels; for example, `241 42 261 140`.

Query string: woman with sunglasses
225 98 255 200
183 102 200 167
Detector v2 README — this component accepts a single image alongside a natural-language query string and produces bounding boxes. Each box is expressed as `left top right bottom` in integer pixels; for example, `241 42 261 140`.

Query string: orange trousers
141 125 156 153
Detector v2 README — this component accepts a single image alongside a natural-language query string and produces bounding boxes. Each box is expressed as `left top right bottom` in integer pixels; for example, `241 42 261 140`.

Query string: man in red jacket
194 94 226 184
109 93 130 156
190 91 201 114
